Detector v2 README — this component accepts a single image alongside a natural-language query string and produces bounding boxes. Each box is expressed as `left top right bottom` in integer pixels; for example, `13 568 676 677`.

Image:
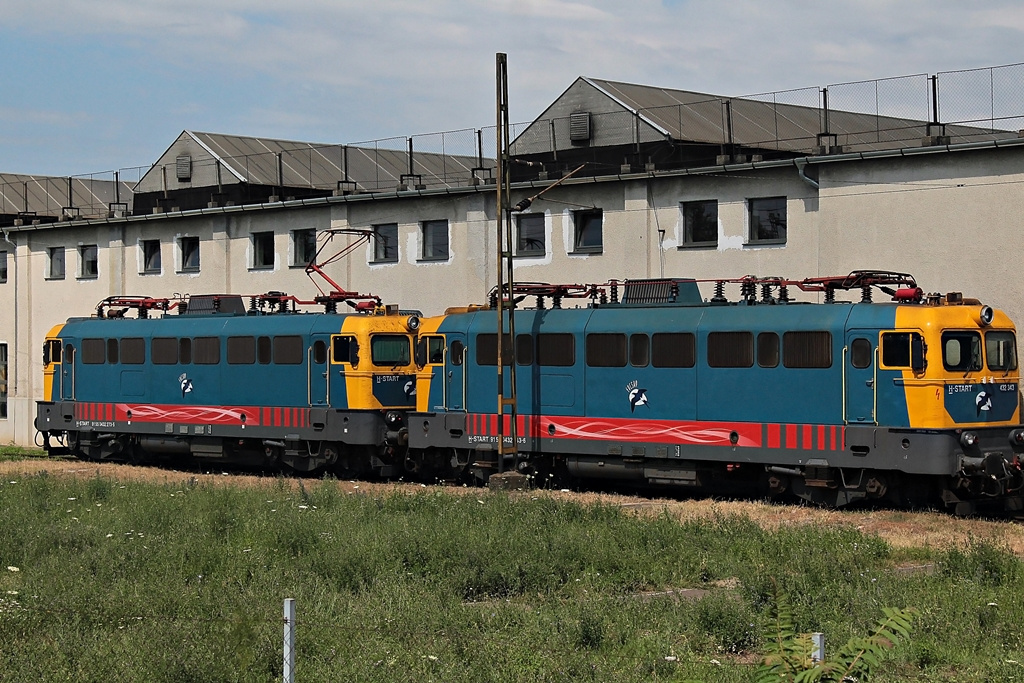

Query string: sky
0 0 1021 178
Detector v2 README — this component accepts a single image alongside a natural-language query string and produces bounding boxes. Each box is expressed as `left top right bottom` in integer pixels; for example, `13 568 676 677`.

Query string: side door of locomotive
445 332 466 411
308 335 330 406
844 330 876 424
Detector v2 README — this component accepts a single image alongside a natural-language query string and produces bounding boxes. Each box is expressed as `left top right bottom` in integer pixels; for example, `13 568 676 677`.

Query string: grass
0 472 1023 681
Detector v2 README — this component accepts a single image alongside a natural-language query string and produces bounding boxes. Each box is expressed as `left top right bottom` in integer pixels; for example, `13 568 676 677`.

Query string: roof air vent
569 112 591 143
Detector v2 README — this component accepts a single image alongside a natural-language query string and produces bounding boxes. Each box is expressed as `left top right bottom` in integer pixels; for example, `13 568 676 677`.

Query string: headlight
960 431 978 447
1010 429 1024 446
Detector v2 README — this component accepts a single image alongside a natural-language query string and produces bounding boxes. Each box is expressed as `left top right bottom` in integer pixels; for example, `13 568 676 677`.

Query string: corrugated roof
138 131 491 194
0 173 132 220
585 78 1012 152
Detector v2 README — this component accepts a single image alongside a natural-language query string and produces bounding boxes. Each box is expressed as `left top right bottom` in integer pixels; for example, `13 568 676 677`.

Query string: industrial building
2 65 1023 446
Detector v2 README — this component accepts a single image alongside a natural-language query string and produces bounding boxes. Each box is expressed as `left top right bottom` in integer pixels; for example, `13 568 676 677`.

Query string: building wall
2 144 1022 446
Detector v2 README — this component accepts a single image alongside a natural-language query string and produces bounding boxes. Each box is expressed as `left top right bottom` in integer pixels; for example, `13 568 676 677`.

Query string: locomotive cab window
941 331 982 372
332 336 358 366
881 332 926 372
986 331 1018 372
43 339 62 365
416 335 446 366
371 335 411 367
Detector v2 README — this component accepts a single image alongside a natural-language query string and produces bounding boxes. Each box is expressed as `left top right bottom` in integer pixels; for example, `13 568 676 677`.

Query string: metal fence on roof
2 63 1023 226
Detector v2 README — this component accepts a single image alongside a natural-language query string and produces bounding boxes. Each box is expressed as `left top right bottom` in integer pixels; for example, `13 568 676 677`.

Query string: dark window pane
450 340 464 366
537 333 574 366
881 333 911 367
252 232 275 268
749 197 787 243
586 333 626 367
63 344 75 364
476 334 512 366
274 336 304 365
783 331 832 368
758 332 779 368
652 332 695 368
682 200 718 244
707 332 753 368
573 210 603 251
257 336 272 365
851 338 872 369
142 240 161 273
516 334 533 366
106 338 119 365
421 220 449 260
227 336 255 364
121 338 145 365
82 338 105 364
516 214 545 255
373 223 399 262
152 337 178 365
293 229 316 266
180 237 200 271
630 334 649 367
333 336 358 365
313 340 327 365
79 245 98 278
179 338 192 365
427 337 445 364
371 335 410 366
194 337 220 365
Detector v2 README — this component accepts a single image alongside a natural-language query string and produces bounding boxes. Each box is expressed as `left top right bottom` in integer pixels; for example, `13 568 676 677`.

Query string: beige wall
3 144 1023 446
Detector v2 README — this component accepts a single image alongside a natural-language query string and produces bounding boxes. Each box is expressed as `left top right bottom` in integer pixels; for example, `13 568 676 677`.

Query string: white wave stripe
121 404 254 423
555 420 757 446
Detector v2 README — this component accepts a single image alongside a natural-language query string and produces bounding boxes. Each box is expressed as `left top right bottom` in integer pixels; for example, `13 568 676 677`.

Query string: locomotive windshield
942 331 983 372
371 335 411 366
986 331 1018 372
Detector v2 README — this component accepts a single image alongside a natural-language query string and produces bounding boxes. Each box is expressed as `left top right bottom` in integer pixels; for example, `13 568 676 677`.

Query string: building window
748 197 787 244
78 245 98 279
373 223 399 263
681 200 718 247
48 247 66 280
252 231 275 269
179 237 200 272
516 214 545 256
0 250 7 284
141 239 161 274
572 209 602 253
0 343 6 419
421 220 449 261
292 229 316 266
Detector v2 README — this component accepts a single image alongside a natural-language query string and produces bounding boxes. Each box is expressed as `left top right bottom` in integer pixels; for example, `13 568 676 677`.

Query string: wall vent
569 112 591 142
176 155 192 182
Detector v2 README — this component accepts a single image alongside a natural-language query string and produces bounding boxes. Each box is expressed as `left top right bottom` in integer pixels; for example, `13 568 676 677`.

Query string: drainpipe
2 227 17 436
795 159 819 190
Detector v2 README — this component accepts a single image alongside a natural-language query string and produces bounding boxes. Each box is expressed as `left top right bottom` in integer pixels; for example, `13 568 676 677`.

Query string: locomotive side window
450 340 464 366
783 331 832 368
706 332 752 368
152 337 178 365
371 335 411 366
515 334 533 366
194 337 220 365
941 331 982 372
851 338 872 369
179 338 192 365
106 338 119 364
257 336 272 365
757 332 779 368
312 340 327 365
986 331 1018 372
82 338 105 364
881 333 910 367
275 336 304 365
121 338 145 365
652 333 695 368
476 334 512 366
630 334 649 367
537 333 574 366
586 333 626 367
227 336 256 364
332 336 358 365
